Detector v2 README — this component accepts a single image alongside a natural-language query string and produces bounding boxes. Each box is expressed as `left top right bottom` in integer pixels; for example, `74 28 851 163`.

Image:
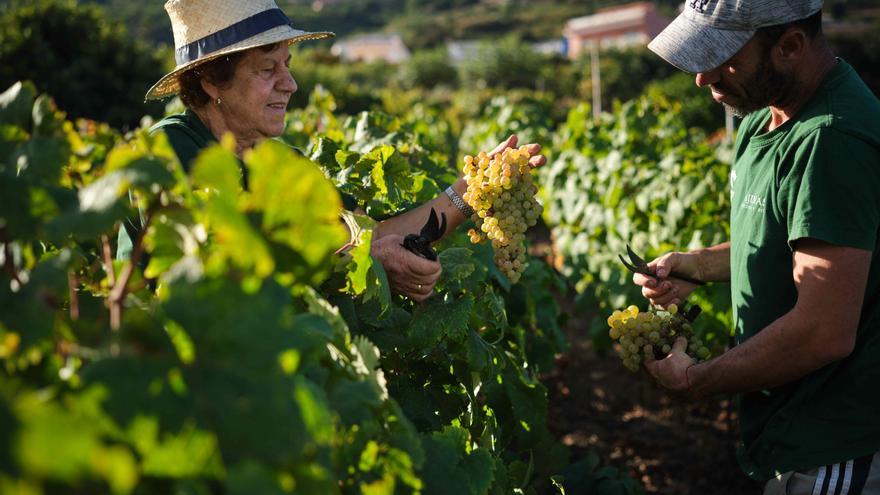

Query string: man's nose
695 67 721 88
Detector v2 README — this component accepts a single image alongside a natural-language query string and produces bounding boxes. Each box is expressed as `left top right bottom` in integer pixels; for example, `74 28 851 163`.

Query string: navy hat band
175 8 292 66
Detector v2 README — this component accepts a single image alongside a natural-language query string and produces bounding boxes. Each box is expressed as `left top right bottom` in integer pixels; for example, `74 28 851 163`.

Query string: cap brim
145 27 334 100
648 13 754 74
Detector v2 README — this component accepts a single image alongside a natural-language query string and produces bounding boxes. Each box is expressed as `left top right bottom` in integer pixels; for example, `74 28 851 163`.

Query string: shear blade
625 244 648 268
618 253 642 274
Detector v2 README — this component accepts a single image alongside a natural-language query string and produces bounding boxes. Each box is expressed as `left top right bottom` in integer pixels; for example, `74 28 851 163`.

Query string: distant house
446 40 481 65
331 33 411 64
562 2 670 59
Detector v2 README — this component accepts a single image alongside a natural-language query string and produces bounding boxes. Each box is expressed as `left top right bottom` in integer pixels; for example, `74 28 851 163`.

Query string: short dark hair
178 42 282 109
755 9 823 50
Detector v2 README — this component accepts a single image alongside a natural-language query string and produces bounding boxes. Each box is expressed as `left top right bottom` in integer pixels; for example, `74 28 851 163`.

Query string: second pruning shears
618 244 705 286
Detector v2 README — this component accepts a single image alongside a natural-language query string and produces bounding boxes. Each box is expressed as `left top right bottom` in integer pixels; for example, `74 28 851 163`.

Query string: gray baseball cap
648 0 824 74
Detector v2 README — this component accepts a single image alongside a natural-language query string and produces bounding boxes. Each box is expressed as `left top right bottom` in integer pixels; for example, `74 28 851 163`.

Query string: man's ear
775 28 808 66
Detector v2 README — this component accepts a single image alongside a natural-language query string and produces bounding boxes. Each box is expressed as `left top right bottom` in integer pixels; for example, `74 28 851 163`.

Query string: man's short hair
756 9 823 49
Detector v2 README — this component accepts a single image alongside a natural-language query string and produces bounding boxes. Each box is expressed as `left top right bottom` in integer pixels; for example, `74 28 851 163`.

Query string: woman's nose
279 69 297 94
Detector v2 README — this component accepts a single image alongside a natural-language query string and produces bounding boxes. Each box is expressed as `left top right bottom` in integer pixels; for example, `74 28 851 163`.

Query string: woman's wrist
452 177 467 195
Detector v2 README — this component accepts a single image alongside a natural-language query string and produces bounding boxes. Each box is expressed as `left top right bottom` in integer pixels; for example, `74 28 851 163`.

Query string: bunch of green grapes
461 146 543 283
606 304 711 372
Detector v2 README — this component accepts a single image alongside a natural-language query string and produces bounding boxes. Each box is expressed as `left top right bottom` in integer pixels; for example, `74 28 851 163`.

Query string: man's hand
633 251 702 308
644 337 695 393
487 134 546 169
370 234 441 302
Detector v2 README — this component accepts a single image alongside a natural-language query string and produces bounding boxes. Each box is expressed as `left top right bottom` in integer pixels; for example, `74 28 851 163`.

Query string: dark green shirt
730 60 880 479
153 110 216 171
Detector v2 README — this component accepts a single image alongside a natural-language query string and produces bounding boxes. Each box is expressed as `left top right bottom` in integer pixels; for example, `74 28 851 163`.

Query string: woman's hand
632 251 702 308
371 234 442 302
486 134 546 168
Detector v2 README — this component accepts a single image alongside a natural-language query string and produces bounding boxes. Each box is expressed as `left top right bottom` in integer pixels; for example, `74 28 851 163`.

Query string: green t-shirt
730 60 880 480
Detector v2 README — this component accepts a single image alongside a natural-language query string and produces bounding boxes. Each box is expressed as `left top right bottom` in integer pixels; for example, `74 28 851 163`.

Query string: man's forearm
691 242 731 282
687 309 852 398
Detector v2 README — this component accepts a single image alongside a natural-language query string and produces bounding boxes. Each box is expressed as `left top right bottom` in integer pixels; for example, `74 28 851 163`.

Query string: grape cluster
606 304 711 372
461 146 543 283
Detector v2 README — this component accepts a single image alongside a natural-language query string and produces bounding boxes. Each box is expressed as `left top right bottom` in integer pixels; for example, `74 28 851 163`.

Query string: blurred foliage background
1 0 878 131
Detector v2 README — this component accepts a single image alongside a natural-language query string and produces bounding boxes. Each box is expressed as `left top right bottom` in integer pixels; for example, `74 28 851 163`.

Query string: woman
137 0 546 301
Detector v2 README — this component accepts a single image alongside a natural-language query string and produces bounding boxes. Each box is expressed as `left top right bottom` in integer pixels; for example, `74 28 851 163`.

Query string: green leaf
438 247 486 294
46 158 176 243
0 81 36 128
503 370 548 447
408 294 474 348
127 417 223 478
420 426 494 495
245 140 348 272
345 228 375 296
12 136 69 181
226 462 286 495
191 145 242 197
202 193 275 278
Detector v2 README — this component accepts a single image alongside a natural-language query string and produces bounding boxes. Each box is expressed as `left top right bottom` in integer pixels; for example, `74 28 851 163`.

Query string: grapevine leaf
201 194 275 278
344 228 374 296
466 329 491 372
0 173 37 239
438 247 484 294
420 426 494 495
408 294 474 348
245 140 348 272
503 370 548 447
329 378 382 425
12 136 69 182
191 145 242 197
308 136 340 168
0 394 17 473
0 81 36 128
226 461 287 495
128 417 223 478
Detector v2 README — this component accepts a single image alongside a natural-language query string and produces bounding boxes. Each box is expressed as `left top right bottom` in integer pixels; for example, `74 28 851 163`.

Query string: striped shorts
763 452 880 495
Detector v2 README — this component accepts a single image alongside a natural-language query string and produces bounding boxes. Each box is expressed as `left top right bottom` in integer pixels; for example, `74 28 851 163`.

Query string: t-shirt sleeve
779 127 880 250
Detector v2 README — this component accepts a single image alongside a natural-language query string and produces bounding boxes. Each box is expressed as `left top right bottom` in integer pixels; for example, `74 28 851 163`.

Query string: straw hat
145 0 334 100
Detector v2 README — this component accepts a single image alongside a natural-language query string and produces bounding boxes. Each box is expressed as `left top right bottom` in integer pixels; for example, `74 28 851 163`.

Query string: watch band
445 185 474 218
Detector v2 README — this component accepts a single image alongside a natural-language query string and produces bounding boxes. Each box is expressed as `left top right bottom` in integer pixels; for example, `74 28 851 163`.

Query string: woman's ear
200 77 220 101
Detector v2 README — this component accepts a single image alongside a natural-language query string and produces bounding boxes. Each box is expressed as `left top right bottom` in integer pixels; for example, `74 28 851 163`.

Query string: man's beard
716 57 795 118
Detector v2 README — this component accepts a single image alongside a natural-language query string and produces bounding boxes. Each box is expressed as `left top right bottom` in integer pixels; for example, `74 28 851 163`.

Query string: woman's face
215 43 297 140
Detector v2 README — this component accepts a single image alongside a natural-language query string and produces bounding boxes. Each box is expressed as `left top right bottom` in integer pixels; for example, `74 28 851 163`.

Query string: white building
331 33 411 64
563 2 670 59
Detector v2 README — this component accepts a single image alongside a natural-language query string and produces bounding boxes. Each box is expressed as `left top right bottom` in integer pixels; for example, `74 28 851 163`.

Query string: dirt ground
542 308 765 495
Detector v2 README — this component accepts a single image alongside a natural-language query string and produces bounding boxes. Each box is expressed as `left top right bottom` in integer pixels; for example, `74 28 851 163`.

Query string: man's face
695 36 795 117
216 43 298 140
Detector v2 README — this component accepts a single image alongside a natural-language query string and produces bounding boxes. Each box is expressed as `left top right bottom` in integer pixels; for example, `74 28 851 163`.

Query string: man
632 1 880 493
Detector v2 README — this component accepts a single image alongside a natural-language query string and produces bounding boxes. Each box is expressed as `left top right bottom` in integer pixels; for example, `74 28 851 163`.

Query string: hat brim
145 25 334 100
648 13 754 74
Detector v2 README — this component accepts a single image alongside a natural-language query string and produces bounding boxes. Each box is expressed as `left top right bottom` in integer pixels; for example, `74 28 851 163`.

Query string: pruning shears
618 244 705 286
402 208 447 261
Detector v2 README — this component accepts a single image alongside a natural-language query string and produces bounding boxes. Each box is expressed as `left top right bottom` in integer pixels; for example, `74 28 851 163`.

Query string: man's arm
647 238 870 397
